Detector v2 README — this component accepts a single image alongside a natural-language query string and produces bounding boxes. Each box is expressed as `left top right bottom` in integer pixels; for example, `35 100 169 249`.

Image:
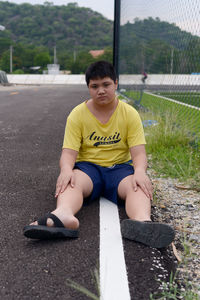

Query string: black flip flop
23 213 79 240
121 219 175 248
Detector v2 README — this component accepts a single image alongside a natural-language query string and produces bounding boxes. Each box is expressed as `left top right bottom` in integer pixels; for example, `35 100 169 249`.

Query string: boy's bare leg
31 169 93 229
118 174 175 248
118 175 151 221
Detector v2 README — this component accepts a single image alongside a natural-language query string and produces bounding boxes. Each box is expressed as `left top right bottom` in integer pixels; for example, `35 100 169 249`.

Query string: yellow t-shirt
62 99 146 167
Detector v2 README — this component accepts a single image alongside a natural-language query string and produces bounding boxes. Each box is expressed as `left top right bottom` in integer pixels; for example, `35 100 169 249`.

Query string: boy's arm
130 145 153 200
55 148 78 198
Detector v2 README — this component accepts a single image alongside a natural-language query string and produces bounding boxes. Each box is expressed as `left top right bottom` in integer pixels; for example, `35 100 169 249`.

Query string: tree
0 51 10 72
69 51 95 74
34 52 51 68
99 47 113 63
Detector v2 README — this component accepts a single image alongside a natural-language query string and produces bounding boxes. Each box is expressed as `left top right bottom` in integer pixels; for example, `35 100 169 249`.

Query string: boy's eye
90 82 111 89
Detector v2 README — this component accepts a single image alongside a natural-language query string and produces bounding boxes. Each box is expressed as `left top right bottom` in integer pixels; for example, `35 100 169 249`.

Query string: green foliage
0 51 10 72
0 37 12 54
34 52 51 67
119 17 200 74
69 47 113 74
0 2 113 73
12 69 24 74
98 47 113 63
0 2 199 74
0 1 112 50
69 51 95 74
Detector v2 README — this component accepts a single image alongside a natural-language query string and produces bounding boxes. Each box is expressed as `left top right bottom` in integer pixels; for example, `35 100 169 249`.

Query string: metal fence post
113 0 121 81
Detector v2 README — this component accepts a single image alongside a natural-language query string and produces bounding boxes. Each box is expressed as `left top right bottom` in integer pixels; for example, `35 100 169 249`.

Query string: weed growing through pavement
66 267 100 300
150 271 199 300
150 231 199 300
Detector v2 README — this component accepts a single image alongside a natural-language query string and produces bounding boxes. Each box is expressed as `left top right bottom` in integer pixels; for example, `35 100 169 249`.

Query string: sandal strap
37 213 65 228
37 215 48 226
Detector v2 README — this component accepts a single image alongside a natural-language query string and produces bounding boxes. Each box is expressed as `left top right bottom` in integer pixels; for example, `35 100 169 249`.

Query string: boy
24 61 175 248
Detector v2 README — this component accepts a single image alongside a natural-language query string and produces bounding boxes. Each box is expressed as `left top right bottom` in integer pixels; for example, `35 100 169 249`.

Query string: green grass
138 108 200 185
125 91 200 137
120 91 200 184
150 272 199 300
66 267 100 300
155 91 200 108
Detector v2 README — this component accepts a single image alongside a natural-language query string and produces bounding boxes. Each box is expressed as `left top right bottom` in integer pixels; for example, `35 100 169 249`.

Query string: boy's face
88 77 118 106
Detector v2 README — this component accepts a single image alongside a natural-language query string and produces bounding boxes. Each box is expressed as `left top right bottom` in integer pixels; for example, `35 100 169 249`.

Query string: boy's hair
85 61 117 86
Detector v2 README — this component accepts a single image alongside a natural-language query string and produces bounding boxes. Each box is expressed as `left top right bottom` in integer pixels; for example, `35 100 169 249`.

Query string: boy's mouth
98 95 106 99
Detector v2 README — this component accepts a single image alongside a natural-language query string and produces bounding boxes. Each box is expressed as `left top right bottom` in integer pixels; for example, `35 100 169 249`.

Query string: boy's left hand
132 169 153 200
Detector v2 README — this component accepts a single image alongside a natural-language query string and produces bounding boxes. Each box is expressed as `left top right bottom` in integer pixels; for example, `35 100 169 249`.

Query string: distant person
142 71 148 83
24 61 174 248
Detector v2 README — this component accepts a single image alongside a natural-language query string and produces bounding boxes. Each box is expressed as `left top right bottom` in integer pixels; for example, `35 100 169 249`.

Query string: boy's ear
115 79 118 89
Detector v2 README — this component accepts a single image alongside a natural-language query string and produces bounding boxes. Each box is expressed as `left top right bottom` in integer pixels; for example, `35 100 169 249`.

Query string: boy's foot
23 213 79 240
121 219 175 248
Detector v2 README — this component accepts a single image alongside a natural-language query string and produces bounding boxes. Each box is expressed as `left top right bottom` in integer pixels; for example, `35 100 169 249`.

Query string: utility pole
10 45 13 73
1 26 13 74
54 45 57 64
73 49 76 62
170 47 174 74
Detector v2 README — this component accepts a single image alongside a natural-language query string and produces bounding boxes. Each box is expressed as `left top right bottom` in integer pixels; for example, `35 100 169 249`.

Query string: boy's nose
98 87 105 94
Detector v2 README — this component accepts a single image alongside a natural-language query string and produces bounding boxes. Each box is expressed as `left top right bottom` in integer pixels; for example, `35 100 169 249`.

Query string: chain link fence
118 0 200 137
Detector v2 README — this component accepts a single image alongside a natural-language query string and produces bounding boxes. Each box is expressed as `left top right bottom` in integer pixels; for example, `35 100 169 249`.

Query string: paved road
0 85 175 300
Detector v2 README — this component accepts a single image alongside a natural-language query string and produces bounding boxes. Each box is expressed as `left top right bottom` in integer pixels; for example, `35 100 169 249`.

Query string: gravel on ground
149 167 200 295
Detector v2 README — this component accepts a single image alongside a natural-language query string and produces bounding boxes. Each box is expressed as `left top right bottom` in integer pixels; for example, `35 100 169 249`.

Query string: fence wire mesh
118 0 200 137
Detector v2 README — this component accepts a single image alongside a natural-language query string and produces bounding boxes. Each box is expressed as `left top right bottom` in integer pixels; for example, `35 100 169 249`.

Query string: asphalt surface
0 85 175 300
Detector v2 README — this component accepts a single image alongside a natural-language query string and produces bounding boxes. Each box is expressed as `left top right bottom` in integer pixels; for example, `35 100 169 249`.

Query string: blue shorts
74 161 134 205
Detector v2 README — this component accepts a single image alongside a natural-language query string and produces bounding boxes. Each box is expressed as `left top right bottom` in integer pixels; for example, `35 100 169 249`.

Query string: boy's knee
73 169 93 196
118 174 134 198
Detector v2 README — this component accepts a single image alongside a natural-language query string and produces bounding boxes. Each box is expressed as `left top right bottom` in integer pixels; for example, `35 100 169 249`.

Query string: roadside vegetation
126 95 200 299
139 109 200 189
150 233 199 299
122 91 200 188
123 91 199 187
125 91 200 135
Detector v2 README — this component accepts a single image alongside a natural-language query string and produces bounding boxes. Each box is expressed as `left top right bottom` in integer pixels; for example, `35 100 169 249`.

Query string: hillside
0 2 199 74
1 2 198 52
121 17 198 51
0 2 113 51
119 18 200 74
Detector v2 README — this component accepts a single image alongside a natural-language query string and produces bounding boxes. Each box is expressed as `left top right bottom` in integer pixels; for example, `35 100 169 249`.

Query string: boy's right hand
55 169 75 198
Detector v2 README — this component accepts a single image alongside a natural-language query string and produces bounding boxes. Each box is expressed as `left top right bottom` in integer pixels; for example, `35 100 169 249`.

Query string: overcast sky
0 0 115 20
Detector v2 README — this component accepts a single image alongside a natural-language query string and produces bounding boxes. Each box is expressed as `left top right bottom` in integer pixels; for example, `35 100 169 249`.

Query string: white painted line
146 92 200 111
100 197 131 300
